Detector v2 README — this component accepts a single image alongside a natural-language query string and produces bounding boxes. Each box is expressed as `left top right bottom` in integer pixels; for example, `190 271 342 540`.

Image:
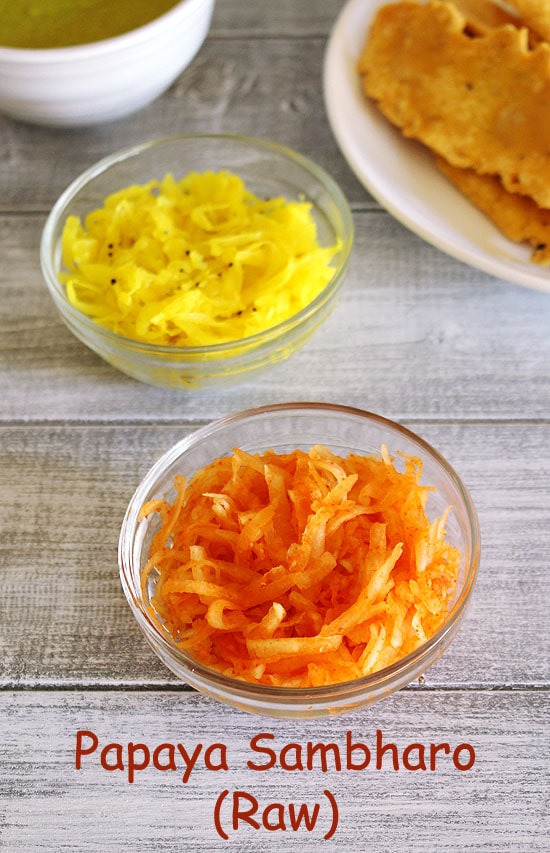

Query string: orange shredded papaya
140 444 461 687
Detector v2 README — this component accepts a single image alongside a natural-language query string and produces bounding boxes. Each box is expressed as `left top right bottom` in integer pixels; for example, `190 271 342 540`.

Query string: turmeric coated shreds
60 170 341 346
139 444 461 687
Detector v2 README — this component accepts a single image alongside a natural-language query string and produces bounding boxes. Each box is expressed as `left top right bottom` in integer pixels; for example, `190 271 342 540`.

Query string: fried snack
451 0 522 34
358 0 550 209
505 0 550 40
437 157 550 266
452 0 544 47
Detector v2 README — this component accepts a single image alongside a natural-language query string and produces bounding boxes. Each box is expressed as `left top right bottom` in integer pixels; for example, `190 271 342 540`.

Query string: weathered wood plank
1 421 547 688
2 213 550 423
1 689 548 851
0 37 364 212
210 0 347 36
1 1 548 848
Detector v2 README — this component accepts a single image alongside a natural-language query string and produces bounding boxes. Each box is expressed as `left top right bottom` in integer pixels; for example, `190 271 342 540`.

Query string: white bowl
0 0 215 127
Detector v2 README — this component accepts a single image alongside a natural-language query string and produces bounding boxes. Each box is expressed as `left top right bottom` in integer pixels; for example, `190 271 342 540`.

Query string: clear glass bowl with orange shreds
119 403 480 719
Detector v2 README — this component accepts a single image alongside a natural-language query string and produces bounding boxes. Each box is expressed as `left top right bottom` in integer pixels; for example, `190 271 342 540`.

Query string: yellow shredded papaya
60 170 340 346
139 444 461 687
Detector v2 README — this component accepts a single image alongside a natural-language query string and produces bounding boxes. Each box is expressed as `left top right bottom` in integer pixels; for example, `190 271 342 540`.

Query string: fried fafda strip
451 0 523 34
505 0 550 41
358 0 550 209
437 157 550 266
452 0 544 46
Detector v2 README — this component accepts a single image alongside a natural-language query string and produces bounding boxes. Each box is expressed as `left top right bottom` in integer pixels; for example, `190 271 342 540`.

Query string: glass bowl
40 135 353 389
118 403 480 719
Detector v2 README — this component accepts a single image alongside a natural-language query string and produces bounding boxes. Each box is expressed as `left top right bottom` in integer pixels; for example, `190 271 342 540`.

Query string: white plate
323 0 550 293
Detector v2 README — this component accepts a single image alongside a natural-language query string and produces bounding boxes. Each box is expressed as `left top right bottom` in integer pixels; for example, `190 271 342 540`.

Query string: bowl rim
40 134 354 357
0 0 213 60
118 401 481 706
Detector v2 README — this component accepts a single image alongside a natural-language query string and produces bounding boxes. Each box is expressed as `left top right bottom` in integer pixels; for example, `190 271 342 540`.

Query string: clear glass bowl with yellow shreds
41 135 353 389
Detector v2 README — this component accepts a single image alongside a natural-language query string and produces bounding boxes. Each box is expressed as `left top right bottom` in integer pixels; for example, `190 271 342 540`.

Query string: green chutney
0 0 181 49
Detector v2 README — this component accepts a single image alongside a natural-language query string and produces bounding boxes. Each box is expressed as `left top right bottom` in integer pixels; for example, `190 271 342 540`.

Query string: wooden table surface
1 1 548 850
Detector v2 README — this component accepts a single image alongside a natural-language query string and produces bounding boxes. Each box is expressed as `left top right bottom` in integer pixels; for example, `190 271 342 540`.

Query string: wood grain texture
2 214 550 423
0 38 364 212
1 690 548 851
210 0 347 36
1 421 548 688
0 0 548 847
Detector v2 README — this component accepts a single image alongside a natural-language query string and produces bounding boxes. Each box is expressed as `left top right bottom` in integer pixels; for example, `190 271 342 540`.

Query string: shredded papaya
140 444 461 687
60 170 340 346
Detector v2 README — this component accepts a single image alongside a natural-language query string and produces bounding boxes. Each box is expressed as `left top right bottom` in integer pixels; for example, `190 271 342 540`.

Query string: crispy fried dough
358 1 550 209
437 156 550 265
450 0 543 45
505 0 550 41
451 0 522 34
